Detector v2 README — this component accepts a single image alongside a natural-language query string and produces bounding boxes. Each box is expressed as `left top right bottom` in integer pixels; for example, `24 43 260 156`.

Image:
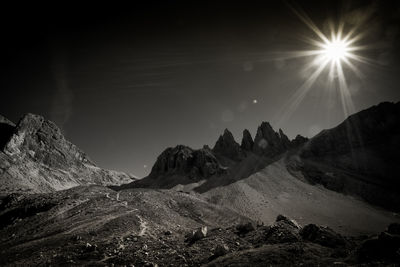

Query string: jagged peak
213 128 243 161
241 129 254 150
3 112 94 168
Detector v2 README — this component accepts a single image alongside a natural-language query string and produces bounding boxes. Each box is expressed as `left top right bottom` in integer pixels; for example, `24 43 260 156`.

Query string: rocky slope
0 187 398 266
0 113 134 195
290 101 400 210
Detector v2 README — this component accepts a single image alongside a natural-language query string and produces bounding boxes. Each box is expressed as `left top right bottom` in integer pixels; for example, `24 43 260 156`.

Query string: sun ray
272 5 375 127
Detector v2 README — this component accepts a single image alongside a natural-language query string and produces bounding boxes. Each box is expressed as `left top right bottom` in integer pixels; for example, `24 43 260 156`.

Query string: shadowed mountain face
290 102 400 210
0 114 134 195
128 101 400 216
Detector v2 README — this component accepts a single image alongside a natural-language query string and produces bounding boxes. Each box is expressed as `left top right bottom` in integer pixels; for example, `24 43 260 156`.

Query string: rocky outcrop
240 129 254 151
0 113 134 194
300 224 347 248
150 145 226 178
213 129 243 161
253 122 290 157
4 113 94 169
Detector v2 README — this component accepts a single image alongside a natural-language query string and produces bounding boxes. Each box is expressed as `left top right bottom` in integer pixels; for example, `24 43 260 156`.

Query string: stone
236 222 255 235
214 244 229 257
164 230 172 236
186 226 207 242
276 214 301 229
300 224 346 248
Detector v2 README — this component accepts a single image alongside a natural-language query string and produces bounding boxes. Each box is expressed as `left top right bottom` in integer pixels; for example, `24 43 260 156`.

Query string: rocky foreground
0 185 399 266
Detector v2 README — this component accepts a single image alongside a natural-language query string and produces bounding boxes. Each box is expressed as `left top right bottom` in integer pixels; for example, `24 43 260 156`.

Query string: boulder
276 214 301 230
186 226 208 242
300 224 347 248
264 215 301 244
236 222 256 235
357 231 400 262
214 244 229 257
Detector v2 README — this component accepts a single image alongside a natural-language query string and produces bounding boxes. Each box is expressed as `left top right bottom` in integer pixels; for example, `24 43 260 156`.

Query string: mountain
289 101 400 210
1 102 400 266
125 102 400 235
0 113 135 195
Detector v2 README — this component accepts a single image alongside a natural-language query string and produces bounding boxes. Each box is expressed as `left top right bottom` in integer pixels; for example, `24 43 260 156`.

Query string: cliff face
0 113 134 195
150 145 226 178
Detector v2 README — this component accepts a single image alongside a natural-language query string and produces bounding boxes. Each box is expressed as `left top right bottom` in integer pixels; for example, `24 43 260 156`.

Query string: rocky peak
253 122 287 157
241 129 254 151
3 113 94 169
213 129 243 161
150 145 226 178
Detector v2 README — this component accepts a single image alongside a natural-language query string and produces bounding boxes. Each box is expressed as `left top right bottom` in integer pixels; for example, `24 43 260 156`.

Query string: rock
164 230 172 236
143 262 158 267
241 129 254 151
300 224 346 248
213 129 243 161
387 223 400 235
214 244 229 257
276 215 301 229
264 216 301 244
357 231 400 262
85 243 97 252
186 226 207 242
150 145 225 178
236 222 256 235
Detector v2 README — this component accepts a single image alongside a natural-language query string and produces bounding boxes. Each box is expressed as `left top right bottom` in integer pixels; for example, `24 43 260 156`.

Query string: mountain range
0 101 399 265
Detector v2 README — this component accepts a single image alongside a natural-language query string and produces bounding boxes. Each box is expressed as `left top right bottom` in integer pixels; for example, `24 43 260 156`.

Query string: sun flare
273 5 373 126
321 38 350 62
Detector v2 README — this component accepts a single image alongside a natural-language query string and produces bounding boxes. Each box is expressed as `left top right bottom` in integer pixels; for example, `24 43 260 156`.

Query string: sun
321 38 350 62
273 5 373 124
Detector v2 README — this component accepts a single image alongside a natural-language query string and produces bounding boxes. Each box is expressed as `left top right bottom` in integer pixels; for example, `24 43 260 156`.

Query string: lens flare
272 5 372 127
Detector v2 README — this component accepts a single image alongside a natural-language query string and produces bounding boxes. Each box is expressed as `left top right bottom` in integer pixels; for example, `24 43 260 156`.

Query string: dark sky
1 0 400 177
